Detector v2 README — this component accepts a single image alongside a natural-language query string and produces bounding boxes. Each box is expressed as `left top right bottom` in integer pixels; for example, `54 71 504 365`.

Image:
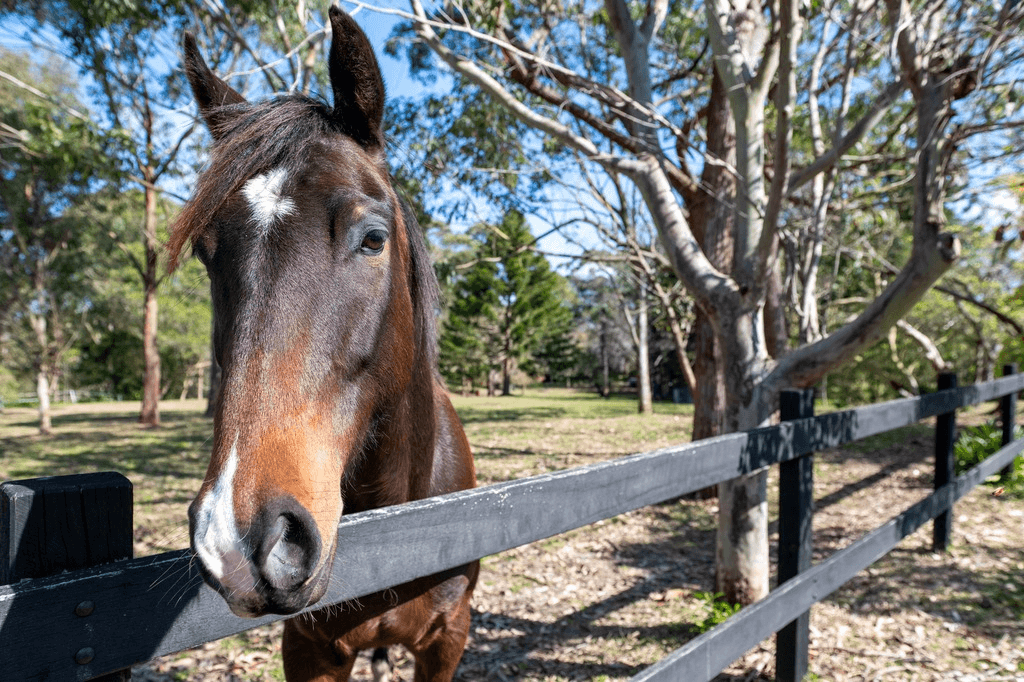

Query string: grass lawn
451 389 693 484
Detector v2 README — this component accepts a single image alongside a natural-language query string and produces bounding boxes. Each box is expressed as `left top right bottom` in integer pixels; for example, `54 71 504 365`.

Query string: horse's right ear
182 32 246 137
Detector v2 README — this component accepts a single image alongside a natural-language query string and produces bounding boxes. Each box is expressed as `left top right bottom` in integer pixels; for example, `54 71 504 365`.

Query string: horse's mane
168 96 440 365
399 198 440 368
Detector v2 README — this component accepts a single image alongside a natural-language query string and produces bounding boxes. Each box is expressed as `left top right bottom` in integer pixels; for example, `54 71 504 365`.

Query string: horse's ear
182 32 246 138
327 6 385 149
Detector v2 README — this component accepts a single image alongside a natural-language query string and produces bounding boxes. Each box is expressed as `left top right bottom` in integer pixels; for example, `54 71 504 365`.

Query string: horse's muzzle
189 493 329 617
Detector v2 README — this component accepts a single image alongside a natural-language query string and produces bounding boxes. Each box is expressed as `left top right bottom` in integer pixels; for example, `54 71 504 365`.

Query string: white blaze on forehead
242 167 295 234
194 434 251 588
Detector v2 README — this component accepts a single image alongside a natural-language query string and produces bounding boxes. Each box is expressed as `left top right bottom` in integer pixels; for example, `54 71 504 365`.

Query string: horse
167 8 478 681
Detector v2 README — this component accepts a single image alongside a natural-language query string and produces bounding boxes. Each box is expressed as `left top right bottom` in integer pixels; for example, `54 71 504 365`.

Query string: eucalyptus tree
381 0 1024 603
0 49 121 433
67 188 212 403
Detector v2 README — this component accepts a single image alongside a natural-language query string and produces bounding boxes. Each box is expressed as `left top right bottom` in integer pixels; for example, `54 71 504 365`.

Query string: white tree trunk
29 291 52 435
637 287 652 415
36 369 51 435
717 471 768 601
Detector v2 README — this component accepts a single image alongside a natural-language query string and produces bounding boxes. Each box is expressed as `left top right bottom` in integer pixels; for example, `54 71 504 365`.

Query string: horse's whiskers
149 551 192 591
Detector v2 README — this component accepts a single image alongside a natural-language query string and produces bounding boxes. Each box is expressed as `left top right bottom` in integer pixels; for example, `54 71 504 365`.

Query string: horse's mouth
198 562 333 618
191 537 335 618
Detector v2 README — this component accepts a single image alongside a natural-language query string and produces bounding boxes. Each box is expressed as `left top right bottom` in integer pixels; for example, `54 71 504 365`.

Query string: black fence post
933 372 957 552
1000 363 1019 479
0 472 133 681
776 388 815 682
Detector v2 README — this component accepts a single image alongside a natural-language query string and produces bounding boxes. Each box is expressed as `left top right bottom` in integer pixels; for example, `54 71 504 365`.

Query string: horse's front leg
410 590 474 682
282 617 358 682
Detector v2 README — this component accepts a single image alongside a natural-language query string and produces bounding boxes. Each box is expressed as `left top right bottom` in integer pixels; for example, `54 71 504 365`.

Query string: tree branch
788 80 907 193
757 0 802 291
762 232 960 406
117 242 146 279
896 319 948 371
0 69 88 120
936 283 1024 336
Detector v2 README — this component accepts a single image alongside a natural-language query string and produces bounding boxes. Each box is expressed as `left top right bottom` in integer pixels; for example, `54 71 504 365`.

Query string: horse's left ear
182 32 246 138
328 6 385 149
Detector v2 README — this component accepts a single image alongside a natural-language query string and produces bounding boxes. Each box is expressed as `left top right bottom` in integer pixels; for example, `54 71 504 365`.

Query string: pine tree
439 253 498 394
439 211 577 395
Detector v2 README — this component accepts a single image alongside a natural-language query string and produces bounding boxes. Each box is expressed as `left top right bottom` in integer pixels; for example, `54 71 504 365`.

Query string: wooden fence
1 364 1021 681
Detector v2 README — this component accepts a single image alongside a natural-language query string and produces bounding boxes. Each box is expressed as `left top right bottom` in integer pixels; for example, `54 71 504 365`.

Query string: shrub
691 591 742 633
954 422 1024 498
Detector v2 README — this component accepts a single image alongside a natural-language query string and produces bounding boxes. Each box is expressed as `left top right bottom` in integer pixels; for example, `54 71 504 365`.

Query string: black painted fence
1 365 1021 682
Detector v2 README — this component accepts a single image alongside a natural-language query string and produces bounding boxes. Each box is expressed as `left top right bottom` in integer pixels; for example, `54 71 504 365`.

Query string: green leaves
954 423 1024 499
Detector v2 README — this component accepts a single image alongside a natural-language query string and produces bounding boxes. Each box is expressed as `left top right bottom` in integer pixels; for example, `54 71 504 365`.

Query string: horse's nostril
257 506 321 594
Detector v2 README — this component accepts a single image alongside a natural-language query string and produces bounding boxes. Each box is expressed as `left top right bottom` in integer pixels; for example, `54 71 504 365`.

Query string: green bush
954 422 1024 498
0 365 21 407
691 591 742 633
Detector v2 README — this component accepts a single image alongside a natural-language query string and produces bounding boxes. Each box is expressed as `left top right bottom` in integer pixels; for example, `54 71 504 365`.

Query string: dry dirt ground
129 405 1024 682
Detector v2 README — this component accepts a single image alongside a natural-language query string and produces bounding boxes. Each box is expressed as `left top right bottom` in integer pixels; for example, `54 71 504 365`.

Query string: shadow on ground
453 499 776 681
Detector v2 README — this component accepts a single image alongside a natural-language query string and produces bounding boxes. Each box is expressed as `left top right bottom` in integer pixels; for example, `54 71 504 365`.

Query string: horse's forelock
168 97 334 271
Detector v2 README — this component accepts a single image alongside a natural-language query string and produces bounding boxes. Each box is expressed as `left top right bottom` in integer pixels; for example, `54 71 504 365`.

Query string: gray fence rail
1 369 1022 682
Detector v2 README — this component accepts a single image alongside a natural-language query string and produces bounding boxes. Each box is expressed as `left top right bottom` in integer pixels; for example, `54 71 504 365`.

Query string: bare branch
0 69 88 120
896 319 948 371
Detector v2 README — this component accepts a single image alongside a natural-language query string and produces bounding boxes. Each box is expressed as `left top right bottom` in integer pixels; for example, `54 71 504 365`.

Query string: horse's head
172 8 431 617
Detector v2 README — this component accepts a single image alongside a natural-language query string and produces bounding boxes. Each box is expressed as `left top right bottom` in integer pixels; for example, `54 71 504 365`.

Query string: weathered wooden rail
1 365 1021 681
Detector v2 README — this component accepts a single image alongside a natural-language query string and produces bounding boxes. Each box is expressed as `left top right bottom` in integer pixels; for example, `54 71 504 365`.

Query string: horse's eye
360 229 387 255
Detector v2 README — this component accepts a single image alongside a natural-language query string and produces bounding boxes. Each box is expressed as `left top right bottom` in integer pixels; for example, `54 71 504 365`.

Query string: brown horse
167 8 478 681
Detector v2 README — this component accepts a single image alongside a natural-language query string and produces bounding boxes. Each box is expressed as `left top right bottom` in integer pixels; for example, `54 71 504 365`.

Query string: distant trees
0 44 210 429
439 211 577 395
71 190 211 405
2 1 195 425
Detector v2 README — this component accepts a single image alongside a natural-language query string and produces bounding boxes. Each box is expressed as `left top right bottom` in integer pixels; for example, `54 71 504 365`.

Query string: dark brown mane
400 199 441 367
